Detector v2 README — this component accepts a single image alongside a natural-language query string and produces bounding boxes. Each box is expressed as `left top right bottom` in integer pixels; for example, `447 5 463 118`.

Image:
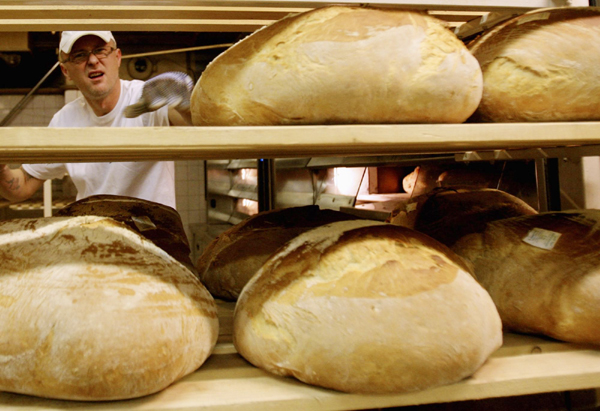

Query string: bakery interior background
0 30 245 257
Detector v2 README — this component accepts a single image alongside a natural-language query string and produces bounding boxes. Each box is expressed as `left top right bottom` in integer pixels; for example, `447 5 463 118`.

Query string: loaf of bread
389 188 537 247
402 165 444 197
469 7 600 122
0 216 218 401
57 194 195 274
234 220 502 394
401 164 506 197
452 210 600 344
191 5 483 125
197 205 359 300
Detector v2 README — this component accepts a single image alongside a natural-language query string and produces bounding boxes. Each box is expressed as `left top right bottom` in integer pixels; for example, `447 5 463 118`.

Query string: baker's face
60 35 122 101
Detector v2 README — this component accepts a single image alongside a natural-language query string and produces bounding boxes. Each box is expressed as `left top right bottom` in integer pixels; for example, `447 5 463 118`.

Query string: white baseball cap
59 31 116 54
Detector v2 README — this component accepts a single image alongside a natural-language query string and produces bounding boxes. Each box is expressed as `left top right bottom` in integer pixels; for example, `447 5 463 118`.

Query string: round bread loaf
0 216 218 401
233 220 502 394
191 5 483 125
197 205 359 301
401 164 504 198
402 165 443 197
452 210 600 344
469 7 600 122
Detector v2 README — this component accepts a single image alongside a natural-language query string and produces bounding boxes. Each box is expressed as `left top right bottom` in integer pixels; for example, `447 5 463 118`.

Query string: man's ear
115 48 122 68
59 63 71 81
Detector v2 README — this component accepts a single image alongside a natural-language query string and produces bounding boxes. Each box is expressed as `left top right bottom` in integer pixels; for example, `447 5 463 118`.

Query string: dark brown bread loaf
389 188 537 247
197 205 359 300
453 210 600 344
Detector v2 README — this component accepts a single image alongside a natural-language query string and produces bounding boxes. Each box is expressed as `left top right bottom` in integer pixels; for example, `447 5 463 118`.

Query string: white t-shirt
23 80 176 209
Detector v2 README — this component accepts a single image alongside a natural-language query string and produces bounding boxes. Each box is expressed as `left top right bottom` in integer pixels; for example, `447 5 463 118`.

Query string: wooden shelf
1 300 599 410
2 122 600 163
0 0 587 33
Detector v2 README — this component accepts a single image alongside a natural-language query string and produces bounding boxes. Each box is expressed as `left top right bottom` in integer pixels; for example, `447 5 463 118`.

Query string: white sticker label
131 215 157 232
522 227 561 250
406 202 417 213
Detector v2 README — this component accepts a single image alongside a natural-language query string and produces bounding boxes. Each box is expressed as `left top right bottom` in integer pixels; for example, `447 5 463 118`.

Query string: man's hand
124 72 194 119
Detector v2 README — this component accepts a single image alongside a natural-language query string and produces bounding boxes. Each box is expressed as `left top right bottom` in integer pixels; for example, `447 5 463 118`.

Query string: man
0 31 193 209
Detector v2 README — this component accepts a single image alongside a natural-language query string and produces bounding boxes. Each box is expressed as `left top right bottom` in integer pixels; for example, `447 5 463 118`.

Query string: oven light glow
334 167 359 196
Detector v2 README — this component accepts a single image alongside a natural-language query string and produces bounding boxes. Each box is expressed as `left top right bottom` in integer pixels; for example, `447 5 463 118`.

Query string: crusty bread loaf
197 205 359 300
389 188 537 247
0 216 218 401
452 210 600 344
57 194 195 274
469 7 600 122
191 5 483 125
234 220 502 394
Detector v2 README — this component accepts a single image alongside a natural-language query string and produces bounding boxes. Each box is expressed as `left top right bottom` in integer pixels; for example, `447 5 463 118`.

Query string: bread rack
1 1 599 409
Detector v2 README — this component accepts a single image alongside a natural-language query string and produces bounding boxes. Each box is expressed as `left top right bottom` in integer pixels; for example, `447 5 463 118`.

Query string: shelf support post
535 158 561 212
257 158 275 212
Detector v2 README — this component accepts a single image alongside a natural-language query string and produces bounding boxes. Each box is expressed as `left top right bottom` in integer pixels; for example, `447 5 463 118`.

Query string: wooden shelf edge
1 122 600 163
0 0 575 11
0 0 586 32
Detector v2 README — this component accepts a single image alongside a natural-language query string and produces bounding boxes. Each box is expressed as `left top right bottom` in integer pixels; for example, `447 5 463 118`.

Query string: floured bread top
0 215 172 265
192 5 483 125
238 219 471 314
57 194 195 273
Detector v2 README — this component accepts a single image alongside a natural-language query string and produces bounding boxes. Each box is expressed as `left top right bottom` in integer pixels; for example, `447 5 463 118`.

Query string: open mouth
89 72 104 79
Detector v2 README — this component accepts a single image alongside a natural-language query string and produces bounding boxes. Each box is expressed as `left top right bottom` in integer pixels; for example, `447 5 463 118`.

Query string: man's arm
0 165 45 203
168 106 192 126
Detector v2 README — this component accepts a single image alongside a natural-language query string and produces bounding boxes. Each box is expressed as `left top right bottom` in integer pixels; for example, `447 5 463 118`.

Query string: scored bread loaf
56 194 195 274
389 188 537 247
452 210 600 344
191 5 483 125
197 205 359 300
234 220 502 394
469 7 600 122
0 216 218 401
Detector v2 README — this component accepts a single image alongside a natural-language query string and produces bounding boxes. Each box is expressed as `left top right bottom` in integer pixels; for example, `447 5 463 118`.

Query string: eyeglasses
64 46 116 64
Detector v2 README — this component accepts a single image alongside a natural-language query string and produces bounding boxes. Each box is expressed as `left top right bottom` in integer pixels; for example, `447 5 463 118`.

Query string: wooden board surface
0 0 580 13
1 300 600 410
2 122 600 163
0 0 587 32
0 0 586 10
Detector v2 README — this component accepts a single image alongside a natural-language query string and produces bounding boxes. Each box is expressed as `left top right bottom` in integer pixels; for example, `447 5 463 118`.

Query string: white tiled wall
0 93 207 244
175 160 207 242
0 94 63 127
